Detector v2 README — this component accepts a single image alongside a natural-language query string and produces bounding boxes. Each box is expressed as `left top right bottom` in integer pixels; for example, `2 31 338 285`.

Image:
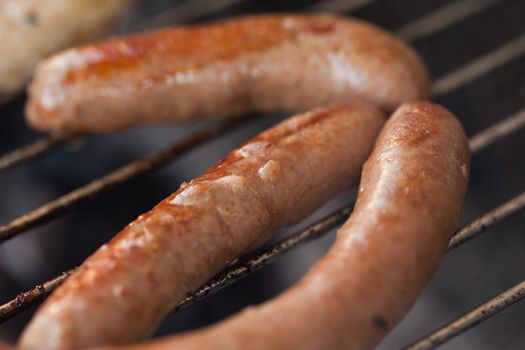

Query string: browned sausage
18 103 386 350
93 101 469 350
25 14 429 133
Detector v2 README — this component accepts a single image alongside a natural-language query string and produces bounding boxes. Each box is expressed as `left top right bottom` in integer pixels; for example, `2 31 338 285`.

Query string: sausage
18 103 386 350
0 0 131 103
25 14 429 133
93 101 469 350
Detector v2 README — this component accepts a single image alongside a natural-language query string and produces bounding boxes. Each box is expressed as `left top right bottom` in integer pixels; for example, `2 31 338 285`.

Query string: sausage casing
18 103 385 350
26 14 429 133
94 101 469 350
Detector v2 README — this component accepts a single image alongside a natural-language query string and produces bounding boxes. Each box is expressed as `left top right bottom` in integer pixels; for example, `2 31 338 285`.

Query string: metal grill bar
0 134 73 173
0 120 242 243
432 32 525 96
448 191 525 249
171 204 354 313
469 108 525 153
135 0 244 30
403 280 525 350
0 271 72 323
395 0 501 42
137 0 378 31
306 0 375 12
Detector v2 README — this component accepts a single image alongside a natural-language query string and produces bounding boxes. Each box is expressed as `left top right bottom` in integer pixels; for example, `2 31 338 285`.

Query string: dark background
1 0 525 348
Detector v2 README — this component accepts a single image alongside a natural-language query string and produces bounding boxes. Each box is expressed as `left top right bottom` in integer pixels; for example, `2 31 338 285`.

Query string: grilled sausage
93 101 469 350
18 103 386 350
0 0 131 103
26 14 429 133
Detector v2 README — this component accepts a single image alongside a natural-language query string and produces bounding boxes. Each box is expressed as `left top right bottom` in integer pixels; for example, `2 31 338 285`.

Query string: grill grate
0 134 72 173
0 1 524 348
404 280 525 350
0 119 242 243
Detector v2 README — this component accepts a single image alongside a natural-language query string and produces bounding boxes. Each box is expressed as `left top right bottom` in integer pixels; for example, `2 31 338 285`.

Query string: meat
92 101 469 350
0 0 131 103
18 103 386 350
25 14 429 133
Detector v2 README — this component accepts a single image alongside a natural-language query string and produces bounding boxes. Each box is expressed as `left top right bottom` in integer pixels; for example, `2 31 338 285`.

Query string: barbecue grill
1 0 525 349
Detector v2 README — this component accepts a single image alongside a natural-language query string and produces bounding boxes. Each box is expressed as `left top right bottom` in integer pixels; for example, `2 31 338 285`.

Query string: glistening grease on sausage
93 101 469 350
0 0 131 103
18 103 386 350
26 14 429 133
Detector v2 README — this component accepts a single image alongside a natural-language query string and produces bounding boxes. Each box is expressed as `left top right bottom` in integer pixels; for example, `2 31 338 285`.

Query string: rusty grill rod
395 0 501 42
469 108 525 153
306 0 376 13
0 271 73 323
0 119 242 243
171 204 353 313
135 0 245 30
432 31 525 96
139 0 377 31
403 280 525 350
448 190 525 249
0 134 74 172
